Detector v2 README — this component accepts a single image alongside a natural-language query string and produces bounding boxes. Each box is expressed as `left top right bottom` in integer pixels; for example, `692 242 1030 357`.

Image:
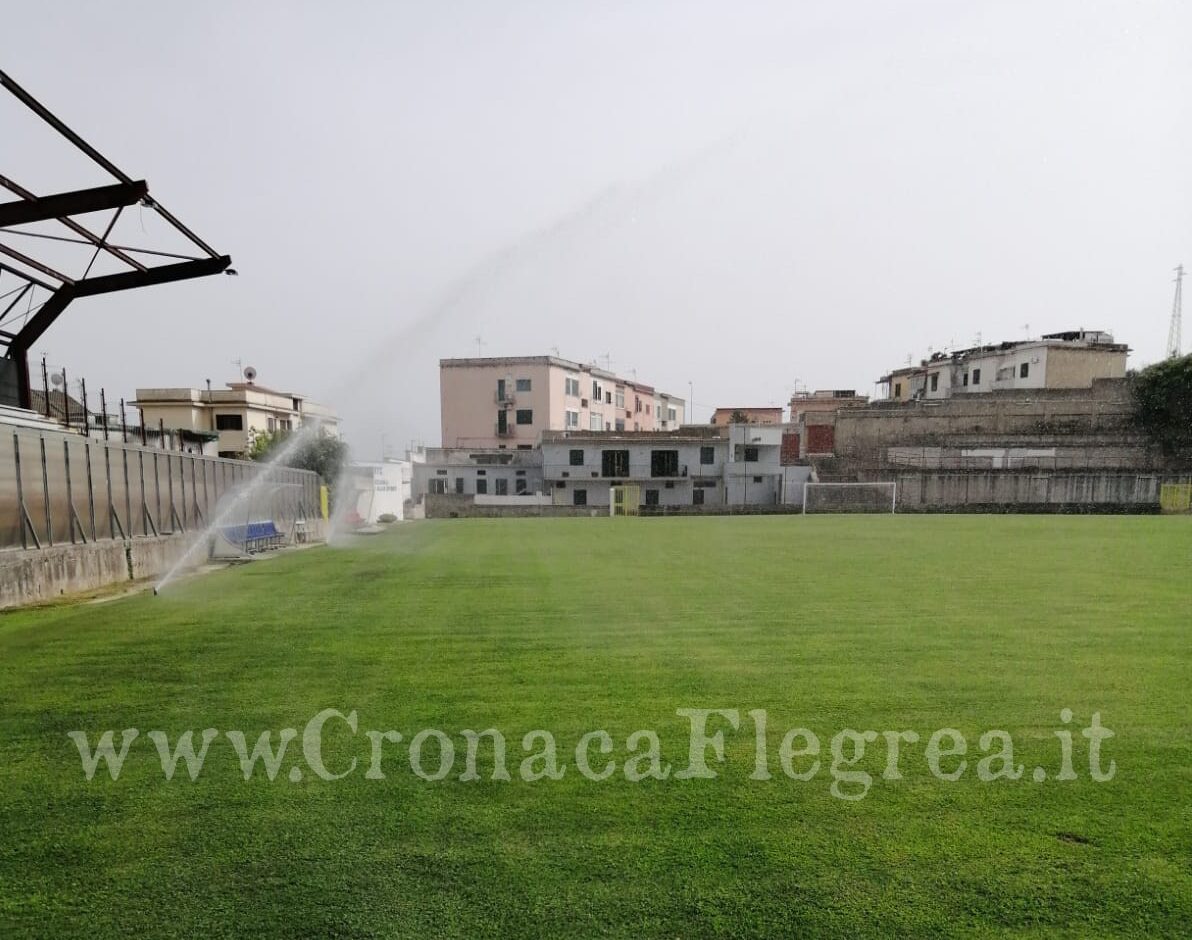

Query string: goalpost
610 485 641 516
802 481 897 514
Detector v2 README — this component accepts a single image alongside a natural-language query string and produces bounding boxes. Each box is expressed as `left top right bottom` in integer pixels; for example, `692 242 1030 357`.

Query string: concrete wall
834 380 1154 468
0 533 193 608
892 470 1188 512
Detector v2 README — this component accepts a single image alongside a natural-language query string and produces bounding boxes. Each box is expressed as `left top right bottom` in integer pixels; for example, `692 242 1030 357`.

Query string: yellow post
1159 483 1192 514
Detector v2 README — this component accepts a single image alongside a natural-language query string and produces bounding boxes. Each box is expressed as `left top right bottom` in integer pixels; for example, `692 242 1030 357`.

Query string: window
477 469 486 476
930 373 939 392
516 409 533 425
971 368 981 385
436 469 447 475
615 419 625 432
573 488 587 506
454 477 464 494
664 480 674 489
1020 362 1030 378
744 446 759 462
267 416 276 432
476 478 487 495
605 392 612 405
592 380 601 400
495 478 508 495
497 378 508 401
565 376 580 397
644 489 659 506
667 407 677 423
215 413 243 431
515 479 527 494
590 414 603 431
516 470 526 476
700 446 715 465
650 450 679 477
569 449 584 466
516 378 532 392
497 410 508 434
429 479 447 494
894 382 902 397
602 450 630 476
753 475 763 484
963 372 969 387
693 488 705 506
615 390 625 408
517 444 532 450
565 409 579 428
635 396 642 413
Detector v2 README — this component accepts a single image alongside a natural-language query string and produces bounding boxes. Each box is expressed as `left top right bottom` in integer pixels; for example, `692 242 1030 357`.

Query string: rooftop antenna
550 346 560 357
599 352 611 371
474 335 486 358
1021 323 1031 339
1168 264 1184 358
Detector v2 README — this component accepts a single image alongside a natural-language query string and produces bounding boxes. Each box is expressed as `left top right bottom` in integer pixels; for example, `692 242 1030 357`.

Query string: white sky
4 1 1189 456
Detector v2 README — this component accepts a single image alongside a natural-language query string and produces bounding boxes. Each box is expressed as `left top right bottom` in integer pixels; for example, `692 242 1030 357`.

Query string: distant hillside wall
834 379 1163 470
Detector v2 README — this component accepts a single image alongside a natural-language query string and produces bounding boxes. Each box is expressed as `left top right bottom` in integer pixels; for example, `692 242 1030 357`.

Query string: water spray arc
153 422 323 593
156 133 747 592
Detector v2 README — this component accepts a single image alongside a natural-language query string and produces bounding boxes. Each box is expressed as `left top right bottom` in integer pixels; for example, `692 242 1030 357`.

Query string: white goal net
802 482 897 514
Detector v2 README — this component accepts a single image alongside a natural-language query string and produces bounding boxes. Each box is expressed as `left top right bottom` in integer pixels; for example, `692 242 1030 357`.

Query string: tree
249 427 349 486
729 410 752 424
1130 354 1192 456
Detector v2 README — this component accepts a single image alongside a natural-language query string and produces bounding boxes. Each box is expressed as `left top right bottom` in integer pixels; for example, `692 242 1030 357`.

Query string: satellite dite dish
50 372 64 387
243 366 257 383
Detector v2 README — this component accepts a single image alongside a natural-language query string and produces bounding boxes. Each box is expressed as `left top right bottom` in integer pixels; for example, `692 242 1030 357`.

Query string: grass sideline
0 516 1189 937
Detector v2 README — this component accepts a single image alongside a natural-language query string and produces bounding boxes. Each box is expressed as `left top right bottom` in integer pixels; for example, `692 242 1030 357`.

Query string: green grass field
1 516 1189 938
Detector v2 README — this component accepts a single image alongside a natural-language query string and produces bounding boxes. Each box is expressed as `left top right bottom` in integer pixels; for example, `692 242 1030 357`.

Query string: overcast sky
4 1 1189 456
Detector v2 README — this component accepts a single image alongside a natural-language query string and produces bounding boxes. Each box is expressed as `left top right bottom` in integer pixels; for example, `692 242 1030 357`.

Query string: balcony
494 423 515 437
494 389 517 405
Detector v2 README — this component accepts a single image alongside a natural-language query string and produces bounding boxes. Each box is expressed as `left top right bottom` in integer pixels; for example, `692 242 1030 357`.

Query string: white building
879 330 1130 402
410 447 545 498
134 379 339 459
346 461 405 523
540 427 811 510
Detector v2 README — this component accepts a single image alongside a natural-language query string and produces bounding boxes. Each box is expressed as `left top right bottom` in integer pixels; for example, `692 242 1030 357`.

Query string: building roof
879 330 1130 382
542 426 723 444
439 355 680 401
28 388 84 421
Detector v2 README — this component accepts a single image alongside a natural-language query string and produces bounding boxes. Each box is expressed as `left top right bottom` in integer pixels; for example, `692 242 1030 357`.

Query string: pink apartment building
440 356 686 449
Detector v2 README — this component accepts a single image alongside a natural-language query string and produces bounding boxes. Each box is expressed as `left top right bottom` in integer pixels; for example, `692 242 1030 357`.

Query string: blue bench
220 520 284 553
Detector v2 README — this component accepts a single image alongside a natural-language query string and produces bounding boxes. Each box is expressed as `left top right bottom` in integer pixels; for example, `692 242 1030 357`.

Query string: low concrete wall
424 494 598 518
890 470 1191 512
0 533 197 609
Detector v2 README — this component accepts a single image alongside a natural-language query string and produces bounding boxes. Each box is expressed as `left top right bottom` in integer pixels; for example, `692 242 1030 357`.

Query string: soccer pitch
1 516 1189 937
